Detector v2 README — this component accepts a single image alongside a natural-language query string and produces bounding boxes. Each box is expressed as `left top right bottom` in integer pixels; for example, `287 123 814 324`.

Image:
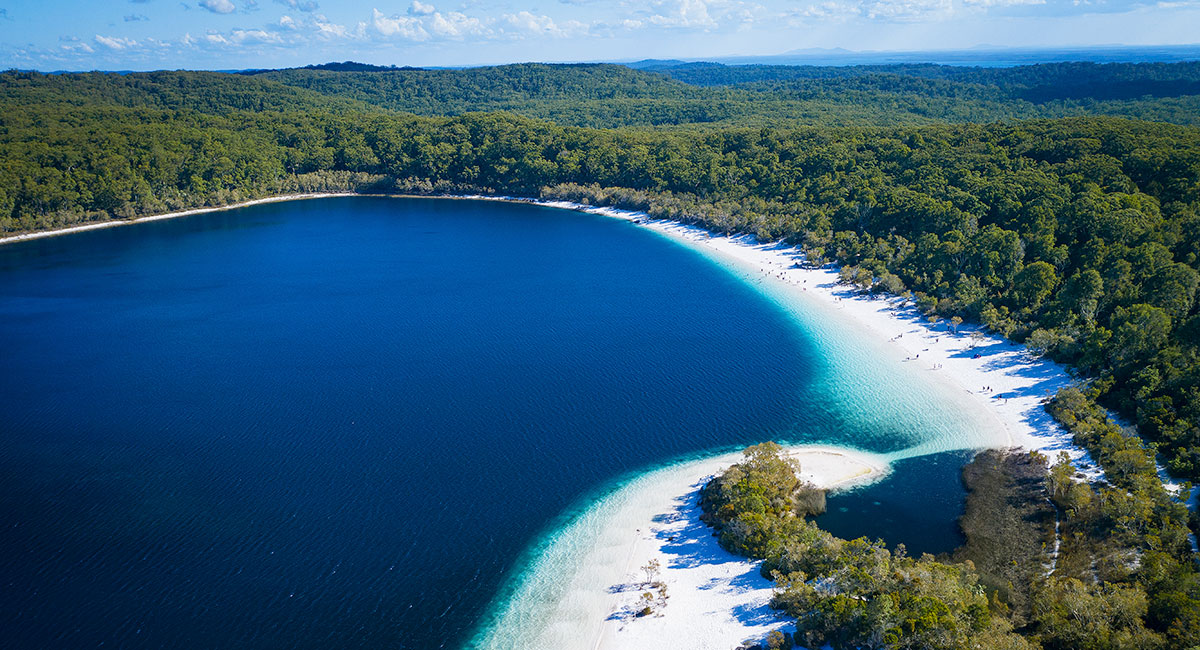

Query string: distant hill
236 61 425 75
296 61 424 73
646 60 1200 101
654 43 1200 67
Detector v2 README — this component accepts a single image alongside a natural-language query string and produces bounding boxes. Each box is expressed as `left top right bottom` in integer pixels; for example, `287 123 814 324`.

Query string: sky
0 0 1197 71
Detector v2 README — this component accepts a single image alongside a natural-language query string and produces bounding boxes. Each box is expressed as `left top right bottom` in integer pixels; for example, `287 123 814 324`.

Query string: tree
1109 304 1172 370
1012 261 1059 312
1059 269 1104 325
1032 578 1165 650
641 558 661 586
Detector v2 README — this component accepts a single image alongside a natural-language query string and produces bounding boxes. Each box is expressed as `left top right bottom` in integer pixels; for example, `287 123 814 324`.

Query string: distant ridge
238 61 426 75
624 43 1200 69
298 61 424 72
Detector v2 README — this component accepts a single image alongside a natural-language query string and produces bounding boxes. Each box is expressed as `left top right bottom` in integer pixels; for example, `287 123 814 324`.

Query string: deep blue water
0 197 971 649
819 451 972 556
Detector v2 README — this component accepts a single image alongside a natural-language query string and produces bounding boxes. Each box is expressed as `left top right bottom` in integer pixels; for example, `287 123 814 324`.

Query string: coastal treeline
704 443 1198 649
2 67 1198 490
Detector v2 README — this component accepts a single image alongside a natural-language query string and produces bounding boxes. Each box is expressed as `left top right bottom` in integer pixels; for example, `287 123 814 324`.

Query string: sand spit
472 446 887 650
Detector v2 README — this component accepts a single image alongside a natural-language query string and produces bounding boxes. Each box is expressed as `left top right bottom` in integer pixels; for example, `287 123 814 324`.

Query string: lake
0 197 981 649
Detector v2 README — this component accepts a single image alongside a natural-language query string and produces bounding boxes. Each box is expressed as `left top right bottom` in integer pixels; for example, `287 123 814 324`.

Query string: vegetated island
3 60 1199 649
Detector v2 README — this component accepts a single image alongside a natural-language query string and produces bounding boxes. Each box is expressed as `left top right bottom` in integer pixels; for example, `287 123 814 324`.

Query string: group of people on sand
980 386 1009 403
757 266 814 290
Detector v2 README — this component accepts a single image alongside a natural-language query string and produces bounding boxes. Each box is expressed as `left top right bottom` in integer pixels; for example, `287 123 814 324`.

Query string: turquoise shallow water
0 197 987 649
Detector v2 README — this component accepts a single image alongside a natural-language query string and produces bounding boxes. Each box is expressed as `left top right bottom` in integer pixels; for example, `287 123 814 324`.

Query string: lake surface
1 197 978 649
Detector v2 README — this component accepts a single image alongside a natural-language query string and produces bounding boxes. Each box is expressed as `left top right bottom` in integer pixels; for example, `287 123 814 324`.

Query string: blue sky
1 0 1197 70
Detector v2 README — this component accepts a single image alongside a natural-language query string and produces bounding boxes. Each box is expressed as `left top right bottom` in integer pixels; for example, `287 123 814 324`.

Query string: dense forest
3 61 1200 648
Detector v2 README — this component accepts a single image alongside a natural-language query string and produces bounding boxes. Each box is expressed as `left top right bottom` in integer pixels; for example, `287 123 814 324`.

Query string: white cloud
371 8 430 39
646 0 719 28
561 18 591 33
94 34 139 49
312 14 362 39
963 0 1045 5
428 10 489 37
863 0 953 20
198 0 237 14
496 11 588 38
789 1 859 19
409 0 435 16
61 39 95 53
591 16 646 32
229 28 283 43
275 0 319 11
960 0 1046 4
501 11 563 35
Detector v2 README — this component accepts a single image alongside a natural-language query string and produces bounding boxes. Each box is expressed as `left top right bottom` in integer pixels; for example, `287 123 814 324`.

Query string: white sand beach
473 445 888 650
592 446 887 650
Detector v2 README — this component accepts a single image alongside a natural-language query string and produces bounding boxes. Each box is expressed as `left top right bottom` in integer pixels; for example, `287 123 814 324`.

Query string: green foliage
1033 578 1165 650
1045 388 1200 648
698 442 826 558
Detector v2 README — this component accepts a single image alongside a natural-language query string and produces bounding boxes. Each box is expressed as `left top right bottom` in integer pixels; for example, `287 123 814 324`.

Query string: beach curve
469 445 889 650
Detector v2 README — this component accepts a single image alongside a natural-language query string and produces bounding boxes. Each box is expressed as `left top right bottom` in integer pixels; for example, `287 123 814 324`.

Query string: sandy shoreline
472 445 889 650
591 445 888 650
